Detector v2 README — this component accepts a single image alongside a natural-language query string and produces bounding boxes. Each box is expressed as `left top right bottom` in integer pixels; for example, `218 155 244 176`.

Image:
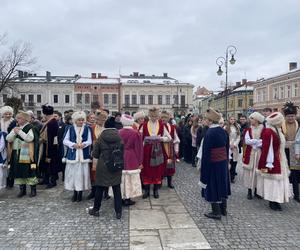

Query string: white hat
121 114 134 127
27 110 35 118
0 106 13 115
133 111 145 121
266 112 284 126
249 112 264 124
71 111 86 122
16 110 31 122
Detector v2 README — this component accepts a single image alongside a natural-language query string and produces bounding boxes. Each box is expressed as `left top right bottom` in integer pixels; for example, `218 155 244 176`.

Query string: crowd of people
0 101 299 221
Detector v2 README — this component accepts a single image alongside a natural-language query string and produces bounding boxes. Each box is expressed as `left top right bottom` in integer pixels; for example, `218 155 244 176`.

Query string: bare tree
0 35 35 93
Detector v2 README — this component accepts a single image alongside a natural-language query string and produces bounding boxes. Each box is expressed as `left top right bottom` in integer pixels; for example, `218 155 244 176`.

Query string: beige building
120 72 194 116
254 65 300 113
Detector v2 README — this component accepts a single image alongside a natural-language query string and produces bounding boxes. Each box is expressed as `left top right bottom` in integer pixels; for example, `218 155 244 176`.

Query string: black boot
77 191 83 202
220 199 227 216
293 183 300 202
29 185 37 197
142 185 150 199
167 176 174 189
254 188 262 199
123 199 136 206
204 203 221 220
6 177 14 188
87 186 96 200
247 189 253 200
71 191 77 202
153 184 159 199
88 207 100 217
104 187 110 200
17 185 26 198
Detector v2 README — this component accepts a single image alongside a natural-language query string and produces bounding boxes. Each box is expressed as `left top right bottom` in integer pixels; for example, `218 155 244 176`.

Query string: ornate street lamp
216 45 237 119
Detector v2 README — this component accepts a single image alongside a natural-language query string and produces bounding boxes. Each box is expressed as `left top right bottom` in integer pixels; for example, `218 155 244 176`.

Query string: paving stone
130 209 169 230
130 235 162 250
167 213 197 229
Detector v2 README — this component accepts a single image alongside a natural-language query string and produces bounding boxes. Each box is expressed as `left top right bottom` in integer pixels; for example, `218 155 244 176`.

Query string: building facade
192 86 213 114
253 67 300 113
120 72 194 116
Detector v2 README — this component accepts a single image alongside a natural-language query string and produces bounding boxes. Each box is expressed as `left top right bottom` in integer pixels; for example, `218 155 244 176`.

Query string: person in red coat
160 111 180 189
257 112 291 211
119 114 143 206
140 107 171 199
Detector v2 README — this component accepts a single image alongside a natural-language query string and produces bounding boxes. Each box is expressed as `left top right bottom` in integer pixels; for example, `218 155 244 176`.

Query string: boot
220 199 227 216
153 184 159 199
167 176 174 189
87 186 96 200
77 191 83 202
142 185 150 199
29 185 37 198
88 207 99 217
123 199 135 206
6 177 14 188
293 183 300 202
17 185 26 198
247 189 253 200
254 188 262 199
204 203 221 220
71 191 77 202
269 201 282 211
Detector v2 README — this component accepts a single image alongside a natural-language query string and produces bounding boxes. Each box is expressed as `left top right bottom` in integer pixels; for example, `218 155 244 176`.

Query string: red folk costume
141 120 171 185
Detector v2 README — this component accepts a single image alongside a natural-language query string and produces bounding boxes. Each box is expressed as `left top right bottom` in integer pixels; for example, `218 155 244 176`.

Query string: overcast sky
1 0 299 90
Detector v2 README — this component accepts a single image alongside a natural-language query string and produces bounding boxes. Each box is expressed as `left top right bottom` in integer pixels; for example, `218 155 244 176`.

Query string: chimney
97 73 102 78
91 73 97 78
133 72 139 77
28 73 32 77
289 62 297 71
46 71 51 82
33 73 37 77
163 73 168 78
242 79 247 85
24 71 28 78
236 81 241 87
18 70 24 78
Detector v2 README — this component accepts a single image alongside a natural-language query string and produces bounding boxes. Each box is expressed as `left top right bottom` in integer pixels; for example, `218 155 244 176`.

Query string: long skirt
64 162 91 191
121 169 142 199
243 150 260 190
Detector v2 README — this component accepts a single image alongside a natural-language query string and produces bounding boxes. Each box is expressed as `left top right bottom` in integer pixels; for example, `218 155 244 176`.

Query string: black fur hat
282 101 299 116
42 105 54 115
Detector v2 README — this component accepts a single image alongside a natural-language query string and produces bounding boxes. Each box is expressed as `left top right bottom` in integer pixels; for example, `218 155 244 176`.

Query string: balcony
172 104 188 109
24 102 35 108
122 103 139 109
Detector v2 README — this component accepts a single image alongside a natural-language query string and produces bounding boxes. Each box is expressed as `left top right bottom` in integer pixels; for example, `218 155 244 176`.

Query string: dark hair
104 116 116 128
239 115 247 119
103 109 110 114
54 111 62 117
263 107 272 113
115 112 121 117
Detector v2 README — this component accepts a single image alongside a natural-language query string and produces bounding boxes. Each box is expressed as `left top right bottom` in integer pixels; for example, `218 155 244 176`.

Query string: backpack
102 141 124 173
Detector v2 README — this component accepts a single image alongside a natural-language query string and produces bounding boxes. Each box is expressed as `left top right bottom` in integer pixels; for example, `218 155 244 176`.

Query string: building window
140 95 145 105
293 83 298 97
3 94 7 103
280 86 284 99
53 94 58 104
262 90 266 101
125 94 130 106
104 94 109 105
112 94 117 105
148 95 153 105
85 94 90 104
21 94 25 102
238 99 243 107
249 98 253 107
132 95 137 105
273 87 278 100
286 85 291 98
230 100 234 108
181 95 186 107
173 95 178 104
37 94 41 103
76 93 82 104
93 95 98 102
28 94 34 103
158 95 163 105
166 95 170 105
65 95 70 104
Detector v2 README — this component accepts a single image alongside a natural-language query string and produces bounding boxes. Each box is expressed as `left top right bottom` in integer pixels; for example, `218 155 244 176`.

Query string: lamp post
216 45 237 120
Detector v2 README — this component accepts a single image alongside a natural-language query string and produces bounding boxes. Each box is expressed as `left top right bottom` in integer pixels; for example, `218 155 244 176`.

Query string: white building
120 72 194 116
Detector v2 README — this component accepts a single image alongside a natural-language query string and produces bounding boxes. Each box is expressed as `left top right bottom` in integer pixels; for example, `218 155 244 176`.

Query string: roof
256 68 300 84
232 84 254 92
75 77 120 84
13 76 77 84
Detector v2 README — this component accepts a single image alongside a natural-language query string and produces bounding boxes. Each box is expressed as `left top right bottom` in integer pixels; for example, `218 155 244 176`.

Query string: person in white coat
63 111 92 202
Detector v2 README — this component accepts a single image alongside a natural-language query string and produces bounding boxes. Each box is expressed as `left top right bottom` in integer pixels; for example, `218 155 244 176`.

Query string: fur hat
148 107 159 117
16 110 31 122
121 114 134 127
160 111 170 120
0 106 13 115
249 112 265 124
95 109 108 120
133 111 145 121
71 111 86 122
282 101 298 116
42 105 54 115
205 108 221 122
266 112 284 126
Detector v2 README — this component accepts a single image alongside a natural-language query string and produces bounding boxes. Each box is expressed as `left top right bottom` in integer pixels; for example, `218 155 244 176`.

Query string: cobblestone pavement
174 162 300 250
0 181 129 250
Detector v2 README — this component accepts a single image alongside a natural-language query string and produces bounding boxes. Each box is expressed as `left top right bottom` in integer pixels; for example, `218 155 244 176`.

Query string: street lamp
216 45 237 119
